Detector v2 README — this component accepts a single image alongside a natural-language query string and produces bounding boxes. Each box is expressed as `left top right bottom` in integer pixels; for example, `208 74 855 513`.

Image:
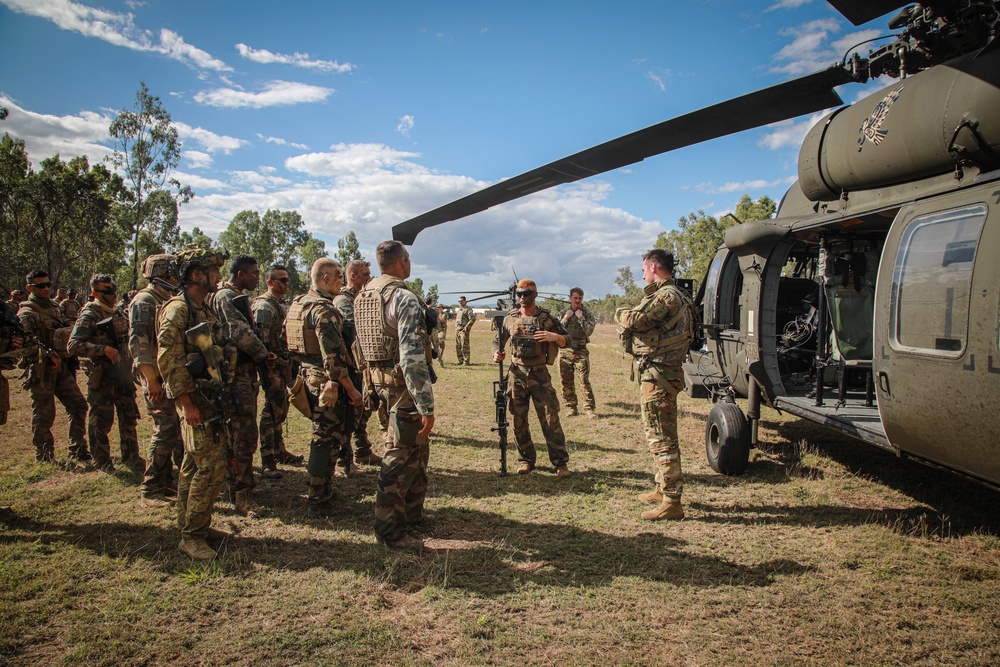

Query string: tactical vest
506 309 556 367
355 275 409 367
20 298 73 355
631 283 695 364
286 293 324 356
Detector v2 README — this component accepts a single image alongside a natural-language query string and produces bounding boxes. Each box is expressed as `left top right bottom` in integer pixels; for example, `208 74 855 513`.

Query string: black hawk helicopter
393 1 1000 491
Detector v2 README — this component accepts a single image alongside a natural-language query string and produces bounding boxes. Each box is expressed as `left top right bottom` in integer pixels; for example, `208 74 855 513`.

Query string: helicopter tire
705 401 750 476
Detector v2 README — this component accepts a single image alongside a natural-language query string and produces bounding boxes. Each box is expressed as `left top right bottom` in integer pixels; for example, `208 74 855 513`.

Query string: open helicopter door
875 185 1000 488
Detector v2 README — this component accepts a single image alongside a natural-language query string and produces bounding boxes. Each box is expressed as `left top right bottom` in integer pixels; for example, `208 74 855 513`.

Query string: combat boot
234 490 267 518
140 493 173 508
516 462 534 475
556 465 572 478
566 406 579 417
638 488 663 504
178 538 216 560
355 452 383 466
275 450 304 465
124 456 146 474
584 408 597 420
334 463 366 478
640 500 684 521
379 534 424 554
261 454 282 479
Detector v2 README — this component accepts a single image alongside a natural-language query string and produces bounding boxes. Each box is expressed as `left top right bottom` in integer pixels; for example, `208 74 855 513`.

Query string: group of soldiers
0 242 693 557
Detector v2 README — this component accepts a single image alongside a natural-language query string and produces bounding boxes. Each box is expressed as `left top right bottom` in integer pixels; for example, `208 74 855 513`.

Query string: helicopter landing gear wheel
705 401 750 475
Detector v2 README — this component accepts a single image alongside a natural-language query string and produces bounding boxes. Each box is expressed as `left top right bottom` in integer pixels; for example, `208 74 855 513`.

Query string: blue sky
0 0 895 300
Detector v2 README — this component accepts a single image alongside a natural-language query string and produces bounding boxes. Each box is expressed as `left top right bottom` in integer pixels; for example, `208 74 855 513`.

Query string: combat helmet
175 244 230 276
140 253 178 279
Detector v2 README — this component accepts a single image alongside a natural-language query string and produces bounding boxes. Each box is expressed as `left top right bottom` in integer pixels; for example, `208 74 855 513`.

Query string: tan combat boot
178 538 216 560
641 500 684 521
584 408 597 420
379 534 424 554
260 454 282 479
637 488 663 505
355 452 383 466
556 465 572 478
234 490 267 518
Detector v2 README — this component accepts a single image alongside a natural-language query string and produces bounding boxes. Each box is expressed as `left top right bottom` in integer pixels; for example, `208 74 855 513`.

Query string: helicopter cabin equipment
392 0 1000 491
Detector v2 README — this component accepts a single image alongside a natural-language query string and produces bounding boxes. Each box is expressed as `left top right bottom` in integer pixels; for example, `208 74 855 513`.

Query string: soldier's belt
371 365 405 387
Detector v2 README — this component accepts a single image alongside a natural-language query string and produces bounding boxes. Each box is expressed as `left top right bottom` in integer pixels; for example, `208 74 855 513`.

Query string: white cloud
184 150 213 169
0 94 113 164
194 81 334 108
766 0 814 11
756 111 828 151
174 122 246 153
396 115 414 137
770 18 890 76
285 143 422 177
256 133 310 150
229 169 293 193
691 176 796 195
0 0 231 71
235 43 354 73
646 71 666 92
173 170 227 190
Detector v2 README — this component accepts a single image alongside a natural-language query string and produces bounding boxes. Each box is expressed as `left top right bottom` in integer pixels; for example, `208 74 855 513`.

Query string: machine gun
95 315 136 397
488 307 509 476
183 321 238 471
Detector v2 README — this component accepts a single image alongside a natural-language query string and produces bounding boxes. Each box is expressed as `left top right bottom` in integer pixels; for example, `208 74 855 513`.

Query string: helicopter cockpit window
702 249 741 329
889 205 986 357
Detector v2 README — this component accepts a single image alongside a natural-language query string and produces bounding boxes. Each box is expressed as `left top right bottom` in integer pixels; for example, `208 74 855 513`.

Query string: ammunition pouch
51 326 72 358
86 362 106 390
370 364 406 387
546 342 559 366
288 375 312 419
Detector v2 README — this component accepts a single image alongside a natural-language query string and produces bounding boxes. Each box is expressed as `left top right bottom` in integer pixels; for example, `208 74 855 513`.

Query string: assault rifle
489 307 509 476
95 314 137 397
184 321 238 472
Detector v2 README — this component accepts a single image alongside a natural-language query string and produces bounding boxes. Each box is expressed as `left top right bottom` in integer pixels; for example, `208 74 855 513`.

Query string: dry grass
1 323 998 666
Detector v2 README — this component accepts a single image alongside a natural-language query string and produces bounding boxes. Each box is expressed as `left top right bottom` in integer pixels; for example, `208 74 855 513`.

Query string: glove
319 381 339 407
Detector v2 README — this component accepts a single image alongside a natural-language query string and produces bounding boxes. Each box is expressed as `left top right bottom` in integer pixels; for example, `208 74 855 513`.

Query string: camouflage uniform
0 300 22 426
158 294 231 543
209 282 268 500
18 295 88 461
431 312 447 366
558 305 598 413
454 306 475 365
333 286 377 465
252 292 296 467
494 308 570 469
615 279 695 502
356 276 434 544
130 283 184 497
285 289 352 509
60 297 81 324
68 300 140 468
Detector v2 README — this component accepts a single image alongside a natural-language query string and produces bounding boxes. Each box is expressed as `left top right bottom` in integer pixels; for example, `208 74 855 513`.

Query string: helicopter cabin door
874 186 1000 486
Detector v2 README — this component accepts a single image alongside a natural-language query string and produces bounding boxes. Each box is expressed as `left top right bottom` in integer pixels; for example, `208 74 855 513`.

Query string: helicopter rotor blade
392 65 853 244
826 0 907 26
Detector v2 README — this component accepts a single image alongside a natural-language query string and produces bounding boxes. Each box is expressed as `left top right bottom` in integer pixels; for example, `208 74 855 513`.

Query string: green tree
426 284 439 304
218 209 320 293
614 266 642 302
108 82 193 290
336 231 363 267
298 237 328 292
735 194 777 223
174 226 213 251
405 277 425 300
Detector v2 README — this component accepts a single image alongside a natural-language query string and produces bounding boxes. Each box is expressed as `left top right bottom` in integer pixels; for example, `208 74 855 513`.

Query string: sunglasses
273 277 290 283
31 282 52 289
515 290 535 298
95 287 118 295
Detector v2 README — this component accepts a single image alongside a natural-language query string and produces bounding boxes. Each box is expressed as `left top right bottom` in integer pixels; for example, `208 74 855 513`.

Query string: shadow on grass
433 433 633 455
0 507 816 597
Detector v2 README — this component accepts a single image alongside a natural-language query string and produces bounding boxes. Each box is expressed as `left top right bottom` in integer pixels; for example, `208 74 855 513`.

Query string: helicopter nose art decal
858 85 904 152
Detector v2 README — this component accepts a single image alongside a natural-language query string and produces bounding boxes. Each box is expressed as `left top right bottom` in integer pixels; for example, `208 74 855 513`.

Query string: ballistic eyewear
95 287 118 295
273 277 290 283
515 290 535 298
30 282 52 289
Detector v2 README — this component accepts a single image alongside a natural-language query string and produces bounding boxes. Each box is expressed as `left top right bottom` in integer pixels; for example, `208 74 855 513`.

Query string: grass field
1 323 998 666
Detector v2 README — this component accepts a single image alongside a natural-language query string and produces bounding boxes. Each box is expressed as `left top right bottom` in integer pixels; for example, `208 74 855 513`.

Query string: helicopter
392 0 1000 491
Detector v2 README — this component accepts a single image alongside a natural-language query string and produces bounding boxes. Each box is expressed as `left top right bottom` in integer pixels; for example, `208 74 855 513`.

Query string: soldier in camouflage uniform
493 279 572 477
158 244 234 560
60 289 81 323
18 270 89 462
333 259 383 474
209 255 277 518
559 287 598 418
130 254 185 506
252 264 303 478
356 241 435 552
285 258 363 516
7 290 26 309
454 297 475 365
68 274 142 473
432 304 447 367
615 249 695 521
0 300 25 427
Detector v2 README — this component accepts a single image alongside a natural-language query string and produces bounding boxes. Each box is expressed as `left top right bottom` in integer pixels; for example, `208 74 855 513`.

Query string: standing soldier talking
285 259 363 516
68 274 142 473
454 296 475 365
130 254 184 506
158 245 234 560
559 287 598 418
355 241 435 552
615 249 695 521
209 255 276 518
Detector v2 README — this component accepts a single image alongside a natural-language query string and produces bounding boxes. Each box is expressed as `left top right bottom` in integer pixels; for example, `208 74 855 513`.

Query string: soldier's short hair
375 241 407 272
25 270 48 284
68 289 78 296
90 273 114 290
569 287 584 297
643 248 674 274
230 254 258 279
265 264 288 281
311 258 341 287
516 279 537 293
346 259 370 276
459 296 467 302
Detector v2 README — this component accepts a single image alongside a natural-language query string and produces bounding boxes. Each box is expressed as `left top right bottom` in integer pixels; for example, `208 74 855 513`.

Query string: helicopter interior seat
826 283 875 407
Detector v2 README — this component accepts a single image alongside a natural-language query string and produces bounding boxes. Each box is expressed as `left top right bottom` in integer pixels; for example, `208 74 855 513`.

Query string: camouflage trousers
305 378 349 506
177 412 229 541
639 369 685 500
28 366 87 461
140 390 183 497
431 331 445 364
507 364 568 467
342 393 375 467
226 372 259 494
86 376 140 467
558 346 595 411
0 371 8 426
455 328 471 364
373 383 429 544
259 383 289 460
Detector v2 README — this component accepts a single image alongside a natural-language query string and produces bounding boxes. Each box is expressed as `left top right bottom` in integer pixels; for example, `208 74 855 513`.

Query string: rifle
95 314 137 397
184 321 238 472
489 309 509 476
230 294 280 425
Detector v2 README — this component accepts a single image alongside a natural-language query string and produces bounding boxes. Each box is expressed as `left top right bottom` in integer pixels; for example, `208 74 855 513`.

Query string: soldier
68 274 142 472
60 289 81 323
18 270 89 462
55 287 69 306
209 255 276 518
130 254 185 506
454 296 475 365
432 304 447 367
493 279 572 477
252 263 303 479
332 259 383 475
1 300 25 427
7 290 26 309
559 287 598 418
285 258 362 516
615 249 695 521
158 244 234 560
356 240 435 552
